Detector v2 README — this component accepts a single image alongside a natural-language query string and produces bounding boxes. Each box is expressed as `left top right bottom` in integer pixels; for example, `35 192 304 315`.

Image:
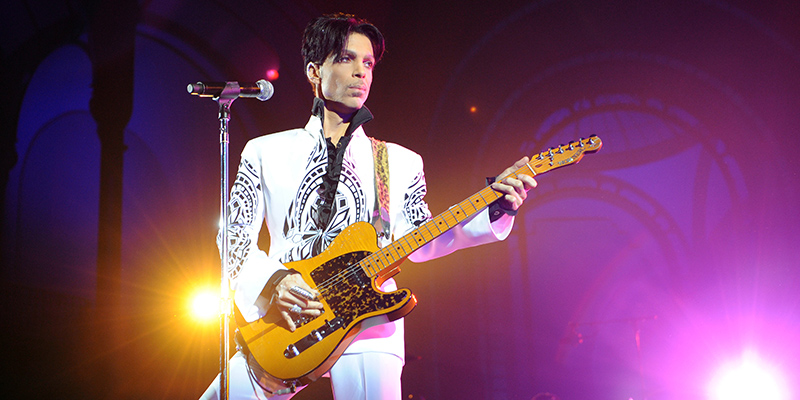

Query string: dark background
2 0 799 399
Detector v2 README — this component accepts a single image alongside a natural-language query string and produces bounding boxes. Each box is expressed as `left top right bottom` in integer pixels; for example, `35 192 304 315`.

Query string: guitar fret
424 219 442 235
448 204 468 223
369 257 384 276
475 192 489 208
439 211 455 226
432 214 452 231
397 235 416 254
376 251 390 268
370 256 382 275
383 245 399 261
408 233 421 248
481 187 501 203
394 239 412 256
371 253 383 271
460 198 478 214
381 247 398 264
361 258 374 276
366 257 378 276
402 233 419 249
419 222 436 240
411 229 426 246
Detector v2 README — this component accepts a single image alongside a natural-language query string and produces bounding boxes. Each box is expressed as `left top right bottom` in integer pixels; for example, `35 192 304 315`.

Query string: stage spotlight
266 68 279 81
707 351 789 400
190 290 220 322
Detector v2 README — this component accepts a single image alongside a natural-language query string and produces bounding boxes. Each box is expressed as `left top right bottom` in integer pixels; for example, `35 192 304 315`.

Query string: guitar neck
359 135 602 279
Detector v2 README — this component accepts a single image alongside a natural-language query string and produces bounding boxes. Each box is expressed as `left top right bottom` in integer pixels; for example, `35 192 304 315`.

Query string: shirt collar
311 97 374 137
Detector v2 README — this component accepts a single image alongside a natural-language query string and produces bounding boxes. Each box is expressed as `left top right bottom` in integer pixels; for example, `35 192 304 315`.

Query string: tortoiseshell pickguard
309 251 408 327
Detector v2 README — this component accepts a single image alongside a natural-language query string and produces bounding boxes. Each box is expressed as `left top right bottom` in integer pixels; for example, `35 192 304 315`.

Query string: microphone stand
214 82 242 400
191 80 271 399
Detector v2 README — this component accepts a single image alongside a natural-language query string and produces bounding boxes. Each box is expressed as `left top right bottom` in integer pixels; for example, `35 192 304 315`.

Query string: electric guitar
235 136 603 392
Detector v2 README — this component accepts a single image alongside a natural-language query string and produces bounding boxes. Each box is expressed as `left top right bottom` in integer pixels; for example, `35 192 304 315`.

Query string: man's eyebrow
339 48 374 59
334 49 354 59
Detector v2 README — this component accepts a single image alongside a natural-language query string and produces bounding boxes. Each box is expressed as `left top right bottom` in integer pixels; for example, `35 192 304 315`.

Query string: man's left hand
491 156 538 211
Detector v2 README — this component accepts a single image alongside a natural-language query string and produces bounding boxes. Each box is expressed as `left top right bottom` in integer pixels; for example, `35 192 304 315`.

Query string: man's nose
353 62 366 77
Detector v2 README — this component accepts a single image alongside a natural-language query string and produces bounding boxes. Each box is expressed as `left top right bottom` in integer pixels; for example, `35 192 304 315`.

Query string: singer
199 13 536 400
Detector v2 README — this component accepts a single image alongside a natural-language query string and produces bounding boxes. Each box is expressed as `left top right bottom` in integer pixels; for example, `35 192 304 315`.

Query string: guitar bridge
284 317 345 359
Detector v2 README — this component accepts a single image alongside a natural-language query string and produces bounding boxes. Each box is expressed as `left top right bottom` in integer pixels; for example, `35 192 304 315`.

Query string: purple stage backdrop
2 1 798 399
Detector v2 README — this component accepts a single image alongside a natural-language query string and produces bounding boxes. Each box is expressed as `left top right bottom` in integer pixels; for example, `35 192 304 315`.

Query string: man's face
315 32 375 115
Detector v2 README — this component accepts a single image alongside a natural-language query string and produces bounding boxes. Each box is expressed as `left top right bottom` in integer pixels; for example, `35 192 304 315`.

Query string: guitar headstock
527 135 602 175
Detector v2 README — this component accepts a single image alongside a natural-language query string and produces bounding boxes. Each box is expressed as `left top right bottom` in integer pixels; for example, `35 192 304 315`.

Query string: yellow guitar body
236 221 416 388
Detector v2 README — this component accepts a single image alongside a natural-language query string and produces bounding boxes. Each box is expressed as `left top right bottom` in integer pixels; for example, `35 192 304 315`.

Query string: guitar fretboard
358 135 601 278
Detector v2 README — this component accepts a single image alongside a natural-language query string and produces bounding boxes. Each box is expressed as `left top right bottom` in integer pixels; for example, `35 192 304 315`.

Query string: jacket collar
310 97 374 138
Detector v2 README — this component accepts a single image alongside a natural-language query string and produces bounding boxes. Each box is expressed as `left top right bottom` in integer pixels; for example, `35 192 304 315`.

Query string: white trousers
200 351 403 400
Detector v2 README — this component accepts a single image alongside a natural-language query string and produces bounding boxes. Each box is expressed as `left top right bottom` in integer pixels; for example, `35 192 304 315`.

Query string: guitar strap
370 137 391 243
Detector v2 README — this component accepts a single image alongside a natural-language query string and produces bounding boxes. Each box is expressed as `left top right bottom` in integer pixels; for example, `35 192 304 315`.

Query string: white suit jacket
222 114 515 361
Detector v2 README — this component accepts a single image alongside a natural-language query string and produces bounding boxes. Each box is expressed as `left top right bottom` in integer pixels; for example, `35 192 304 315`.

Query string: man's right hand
274 273 324 332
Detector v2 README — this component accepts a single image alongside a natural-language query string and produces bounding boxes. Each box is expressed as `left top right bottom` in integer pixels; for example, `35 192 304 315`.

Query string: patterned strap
370 137 391 241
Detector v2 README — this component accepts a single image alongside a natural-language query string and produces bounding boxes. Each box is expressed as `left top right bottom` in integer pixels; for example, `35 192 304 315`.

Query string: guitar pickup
284 317 345 359
292 308 324 329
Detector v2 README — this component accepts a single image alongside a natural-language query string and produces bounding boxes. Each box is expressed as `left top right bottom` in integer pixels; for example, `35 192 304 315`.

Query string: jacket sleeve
217 140 288 322
388 149 515 263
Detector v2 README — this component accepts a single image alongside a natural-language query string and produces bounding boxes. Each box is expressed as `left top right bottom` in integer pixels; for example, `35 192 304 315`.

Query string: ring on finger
289 304 302 314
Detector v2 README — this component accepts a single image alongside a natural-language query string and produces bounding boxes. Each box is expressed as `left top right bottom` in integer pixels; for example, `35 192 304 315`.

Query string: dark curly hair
301 13 385 68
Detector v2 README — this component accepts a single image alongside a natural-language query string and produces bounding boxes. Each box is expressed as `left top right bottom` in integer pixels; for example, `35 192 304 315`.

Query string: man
201 13 537 400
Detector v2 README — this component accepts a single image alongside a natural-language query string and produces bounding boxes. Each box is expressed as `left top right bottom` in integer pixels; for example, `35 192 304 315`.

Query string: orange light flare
189 288 221 322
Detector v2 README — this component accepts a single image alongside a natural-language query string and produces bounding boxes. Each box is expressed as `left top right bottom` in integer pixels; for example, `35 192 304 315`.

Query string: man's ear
306 62 321 84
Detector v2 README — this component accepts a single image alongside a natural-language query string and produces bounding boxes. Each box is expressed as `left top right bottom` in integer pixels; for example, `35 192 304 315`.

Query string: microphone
187 79 274 101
